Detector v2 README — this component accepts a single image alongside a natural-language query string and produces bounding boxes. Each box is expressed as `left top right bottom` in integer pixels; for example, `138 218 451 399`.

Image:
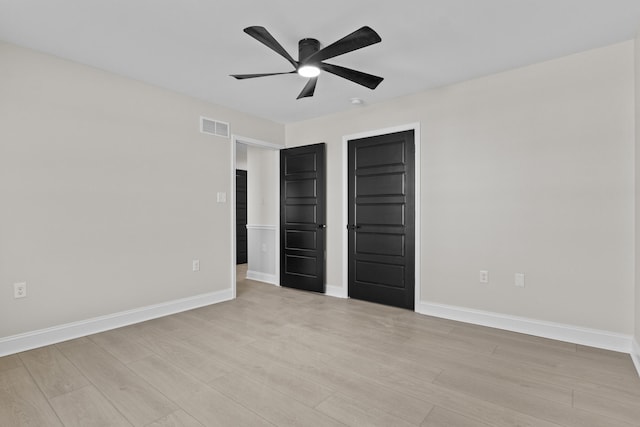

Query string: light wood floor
1 265 640 426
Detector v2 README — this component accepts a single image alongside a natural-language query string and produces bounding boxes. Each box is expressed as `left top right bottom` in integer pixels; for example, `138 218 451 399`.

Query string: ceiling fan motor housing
298 38 320 64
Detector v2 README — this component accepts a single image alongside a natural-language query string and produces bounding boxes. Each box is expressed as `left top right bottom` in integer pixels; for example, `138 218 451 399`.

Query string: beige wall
287 41 635 334
236 143 248 170
247 146 279 226
2 37 636 343
0 41 284 338
635 31 640 348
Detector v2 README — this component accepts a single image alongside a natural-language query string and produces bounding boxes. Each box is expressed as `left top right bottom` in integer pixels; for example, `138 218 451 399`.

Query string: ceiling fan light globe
298 65 321 78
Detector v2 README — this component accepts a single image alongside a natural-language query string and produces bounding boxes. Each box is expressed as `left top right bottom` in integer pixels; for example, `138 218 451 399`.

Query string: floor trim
632 338 640 377
326 284 348 299
417 301 633 354
246 270 279 286
0 288 233 357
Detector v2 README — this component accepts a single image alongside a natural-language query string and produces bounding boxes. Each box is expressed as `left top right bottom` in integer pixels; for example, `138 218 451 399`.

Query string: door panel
356 233 404 256
285 230 317 250
355 142 405 167
356 204 405 225
356 173 404 195
348 130 414 309
285 205 317 224
356 261 405 285
284 152 317 173
280 143 326 293
285 179 316 198
285 255 317 275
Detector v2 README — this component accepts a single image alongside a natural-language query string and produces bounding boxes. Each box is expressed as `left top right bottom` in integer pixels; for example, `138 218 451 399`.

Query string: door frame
230 135 283 298
341 123 421 310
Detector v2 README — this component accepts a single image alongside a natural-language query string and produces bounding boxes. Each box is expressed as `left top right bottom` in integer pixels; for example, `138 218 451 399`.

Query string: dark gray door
236 169 247 264
348 130 415 309
280 143 326 293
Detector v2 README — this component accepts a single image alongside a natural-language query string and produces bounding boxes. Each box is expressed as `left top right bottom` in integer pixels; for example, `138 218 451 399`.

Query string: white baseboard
0 288 233 357
632 338 640 377
325 284 348 299
246 270 279 286
417 301 632 354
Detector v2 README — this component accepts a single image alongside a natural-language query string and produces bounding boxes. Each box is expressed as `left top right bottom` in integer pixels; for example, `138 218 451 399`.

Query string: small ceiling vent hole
200 117 230 138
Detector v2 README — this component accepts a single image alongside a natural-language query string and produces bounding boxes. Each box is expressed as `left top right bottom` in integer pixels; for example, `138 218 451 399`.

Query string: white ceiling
1 1 640 124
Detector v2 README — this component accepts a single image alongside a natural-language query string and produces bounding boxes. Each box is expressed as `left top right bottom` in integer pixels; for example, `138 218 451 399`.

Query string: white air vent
200 116 230 138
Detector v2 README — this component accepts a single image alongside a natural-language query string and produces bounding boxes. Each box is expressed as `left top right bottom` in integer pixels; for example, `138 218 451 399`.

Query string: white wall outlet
192 259 200 272
14 282 27 299
515 273 525 288
479 270 489 284
216 192 227 203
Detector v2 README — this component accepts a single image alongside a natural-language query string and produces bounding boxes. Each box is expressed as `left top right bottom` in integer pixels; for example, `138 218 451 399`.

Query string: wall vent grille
200 116 230 138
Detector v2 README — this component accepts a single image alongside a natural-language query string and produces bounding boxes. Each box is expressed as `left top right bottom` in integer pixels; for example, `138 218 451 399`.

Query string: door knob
318 224 326 229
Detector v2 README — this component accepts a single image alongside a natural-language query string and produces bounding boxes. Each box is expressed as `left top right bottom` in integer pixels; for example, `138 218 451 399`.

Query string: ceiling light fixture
350 97 363 105
298 65 321 78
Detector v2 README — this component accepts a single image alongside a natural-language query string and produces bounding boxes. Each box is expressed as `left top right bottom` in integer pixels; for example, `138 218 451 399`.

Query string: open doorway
231 136 282 297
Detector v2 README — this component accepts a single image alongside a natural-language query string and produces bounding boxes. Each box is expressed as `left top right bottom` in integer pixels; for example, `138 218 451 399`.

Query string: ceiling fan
230 26 384 99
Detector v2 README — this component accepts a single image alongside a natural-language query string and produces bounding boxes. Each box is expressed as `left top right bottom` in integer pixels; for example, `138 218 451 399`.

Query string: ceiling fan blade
307 26 381 63
230 71 296 79
320 63 383 89
296 77 318 99
244 26 298 68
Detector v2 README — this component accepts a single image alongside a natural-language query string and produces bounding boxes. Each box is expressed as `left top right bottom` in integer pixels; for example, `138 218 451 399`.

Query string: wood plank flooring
1 264 639 426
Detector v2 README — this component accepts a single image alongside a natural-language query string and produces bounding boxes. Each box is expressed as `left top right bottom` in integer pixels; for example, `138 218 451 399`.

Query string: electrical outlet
479 270 489 284
192 259 200 272
515 273 525 288
14 282 27 299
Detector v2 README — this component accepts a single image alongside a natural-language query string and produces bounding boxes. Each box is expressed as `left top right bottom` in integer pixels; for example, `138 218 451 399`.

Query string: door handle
318 224 326 229
346 224 361 230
